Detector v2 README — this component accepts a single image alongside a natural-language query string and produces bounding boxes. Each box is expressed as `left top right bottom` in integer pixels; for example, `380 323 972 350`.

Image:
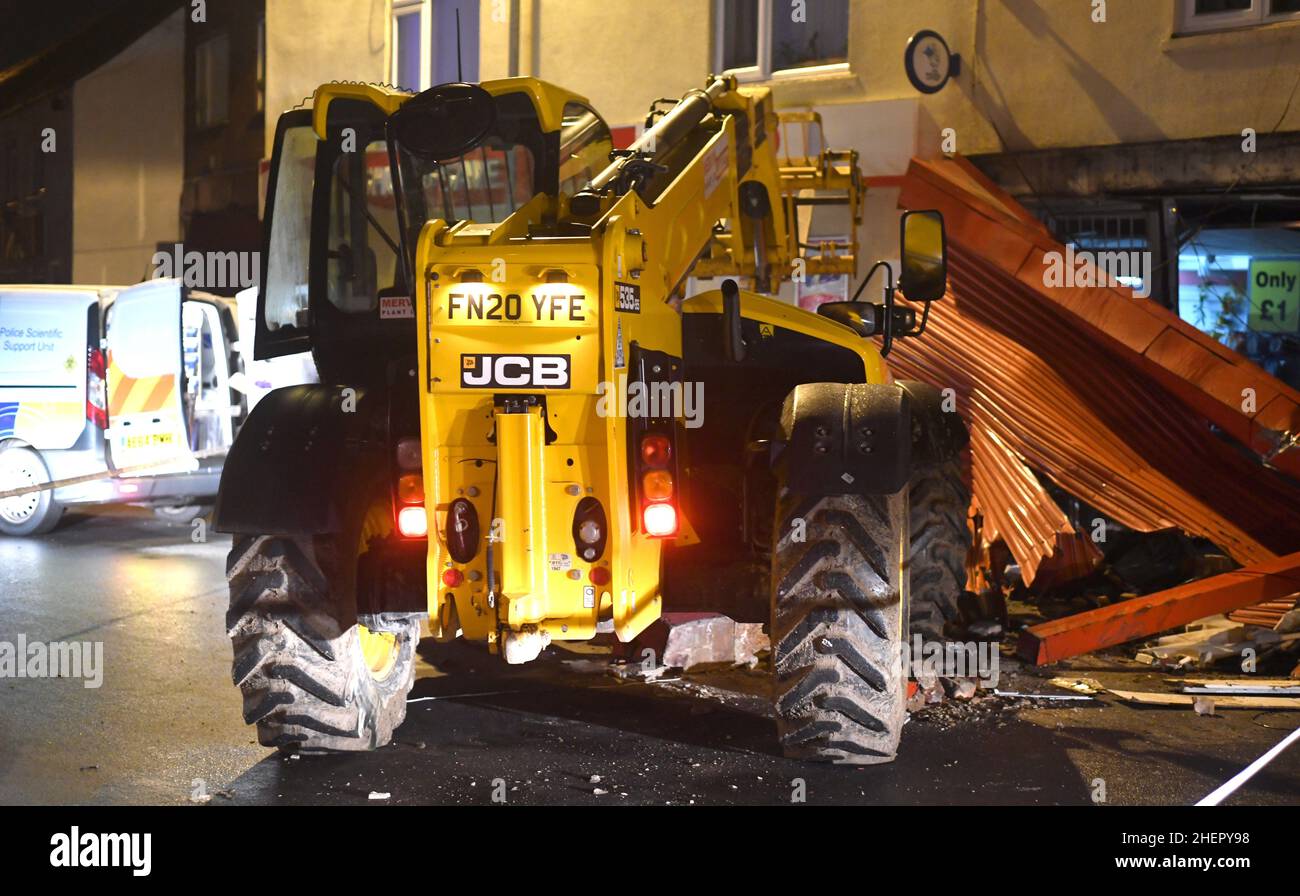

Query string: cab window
559 102 612 196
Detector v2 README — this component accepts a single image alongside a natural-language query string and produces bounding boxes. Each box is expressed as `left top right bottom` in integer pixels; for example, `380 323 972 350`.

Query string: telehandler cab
216 74 970 763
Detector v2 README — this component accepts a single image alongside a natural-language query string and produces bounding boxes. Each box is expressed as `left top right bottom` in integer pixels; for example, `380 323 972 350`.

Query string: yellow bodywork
315 76 883 655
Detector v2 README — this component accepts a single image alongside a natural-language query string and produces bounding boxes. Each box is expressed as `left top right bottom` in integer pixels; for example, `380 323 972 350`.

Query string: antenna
456 8 464 82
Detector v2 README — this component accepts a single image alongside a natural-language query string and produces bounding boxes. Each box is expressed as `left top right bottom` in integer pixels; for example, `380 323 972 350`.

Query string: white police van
0 280 242 535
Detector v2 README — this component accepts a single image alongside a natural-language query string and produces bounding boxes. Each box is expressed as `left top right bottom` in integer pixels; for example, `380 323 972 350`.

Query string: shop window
1178 228 1300 391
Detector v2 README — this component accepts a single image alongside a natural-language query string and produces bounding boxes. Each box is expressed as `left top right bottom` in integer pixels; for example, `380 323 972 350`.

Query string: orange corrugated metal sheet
889 156 1300 584
1227 596 1299 629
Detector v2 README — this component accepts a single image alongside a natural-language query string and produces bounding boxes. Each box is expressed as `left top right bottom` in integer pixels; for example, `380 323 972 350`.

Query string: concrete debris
615 612 769 671
624 611 774 665
733 623 770 668
1193 696 1217 716
950 678 979 701
368 791 391 800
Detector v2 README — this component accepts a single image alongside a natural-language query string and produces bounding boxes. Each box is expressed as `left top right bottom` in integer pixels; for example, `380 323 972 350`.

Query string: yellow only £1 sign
1248 258 1300 333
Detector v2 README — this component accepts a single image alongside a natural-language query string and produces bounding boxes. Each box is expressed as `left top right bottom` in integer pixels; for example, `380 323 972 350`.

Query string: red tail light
86 348 107 429
640 434 672 467
636 432 678 537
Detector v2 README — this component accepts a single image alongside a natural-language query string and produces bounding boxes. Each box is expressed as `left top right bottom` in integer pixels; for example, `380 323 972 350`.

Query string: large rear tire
226 535 419 752
0 444 64 536
907 457 970 642
770 484 908 764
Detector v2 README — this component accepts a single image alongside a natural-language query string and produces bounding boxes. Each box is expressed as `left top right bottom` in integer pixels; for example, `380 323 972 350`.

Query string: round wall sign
904 30 958 95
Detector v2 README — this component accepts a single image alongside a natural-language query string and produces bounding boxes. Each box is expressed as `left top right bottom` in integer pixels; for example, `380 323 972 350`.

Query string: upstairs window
1176 0 1300 33
392 0 480 91
715 0 849 80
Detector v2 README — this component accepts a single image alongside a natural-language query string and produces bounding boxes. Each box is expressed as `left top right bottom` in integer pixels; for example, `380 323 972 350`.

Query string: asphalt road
1 509 1298 806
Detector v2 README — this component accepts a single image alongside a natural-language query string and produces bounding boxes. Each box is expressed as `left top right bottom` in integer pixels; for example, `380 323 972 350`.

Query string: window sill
759 67 864 106
1164 17 1300 53
731 62 852 83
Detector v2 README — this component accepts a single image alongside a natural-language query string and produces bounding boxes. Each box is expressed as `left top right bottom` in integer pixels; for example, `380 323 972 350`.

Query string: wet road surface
2 510 1297 806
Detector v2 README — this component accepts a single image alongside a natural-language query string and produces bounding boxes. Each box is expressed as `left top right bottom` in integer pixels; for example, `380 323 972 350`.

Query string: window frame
391 0 432 92
1176 0 1300 34
713 0 850 82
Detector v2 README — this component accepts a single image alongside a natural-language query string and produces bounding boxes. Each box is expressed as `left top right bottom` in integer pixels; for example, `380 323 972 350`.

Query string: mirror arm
911 300 933 338
881 282 896 357
850 259 893 305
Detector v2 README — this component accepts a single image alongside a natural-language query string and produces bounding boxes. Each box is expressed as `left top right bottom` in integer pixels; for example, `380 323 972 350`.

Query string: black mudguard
777 382 911 495
774 379 967 496
214 384 391 537
898 379 969 466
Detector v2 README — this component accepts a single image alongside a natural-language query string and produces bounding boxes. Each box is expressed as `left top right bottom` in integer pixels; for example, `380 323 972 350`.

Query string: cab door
105 279 197 475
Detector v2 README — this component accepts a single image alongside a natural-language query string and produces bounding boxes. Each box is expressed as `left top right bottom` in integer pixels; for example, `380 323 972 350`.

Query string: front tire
770 484 908 764
0 444 64 536
226 535 419 752
907 457 971 642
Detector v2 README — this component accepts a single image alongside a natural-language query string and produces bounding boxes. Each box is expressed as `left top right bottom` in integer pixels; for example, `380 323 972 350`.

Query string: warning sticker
583 586 596 609
548 553 572 571
379 295 415 319
703 134 730 199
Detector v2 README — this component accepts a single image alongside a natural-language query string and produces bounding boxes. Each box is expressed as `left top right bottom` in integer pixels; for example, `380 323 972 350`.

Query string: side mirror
899 209 947 302
388 83 496 161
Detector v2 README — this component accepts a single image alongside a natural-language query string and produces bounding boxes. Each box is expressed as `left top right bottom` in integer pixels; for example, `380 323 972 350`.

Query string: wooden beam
1017 551 1300 665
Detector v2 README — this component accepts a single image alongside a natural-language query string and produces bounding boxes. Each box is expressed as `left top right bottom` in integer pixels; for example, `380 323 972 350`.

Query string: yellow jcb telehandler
215 74 969 763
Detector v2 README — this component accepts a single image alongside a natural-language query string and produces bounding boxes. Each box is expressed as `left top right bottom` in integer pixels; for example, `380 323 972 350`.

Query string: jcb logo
460 354 571 389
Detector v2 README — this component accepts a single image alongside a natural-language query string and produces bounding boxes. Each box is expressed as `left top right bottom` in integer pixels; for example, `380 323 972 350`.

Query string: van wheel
0 445 65 536
770 482 908 764
153 504 211 525
226 535 420 752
